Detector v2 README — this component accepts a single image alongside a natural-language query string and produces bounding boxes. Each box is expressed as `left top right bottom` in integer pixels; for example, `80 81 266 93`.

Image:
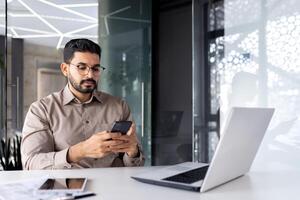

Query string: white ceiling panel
70 25 98 35
67 7 98 19
0 0 98 48
23 0 96 22
51 0 97 5
8 16 56 33
46 18 96 34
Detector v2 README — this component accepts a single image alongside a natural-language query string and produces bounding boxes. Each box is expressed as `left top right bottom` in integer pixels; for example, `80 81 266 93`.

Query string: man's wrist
67 142 85 163
127 144 139 158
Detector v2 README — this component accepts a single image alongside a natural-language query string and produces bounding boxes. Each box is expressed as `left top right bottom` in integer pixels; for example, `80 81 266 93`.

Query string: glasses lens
91 67 100 74
72 63 103 76
77 64 88 75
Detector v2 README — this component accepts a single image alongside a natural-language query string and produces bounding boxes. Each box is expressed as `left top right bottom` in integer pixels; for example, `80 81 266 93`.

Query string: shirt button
85 120 89 124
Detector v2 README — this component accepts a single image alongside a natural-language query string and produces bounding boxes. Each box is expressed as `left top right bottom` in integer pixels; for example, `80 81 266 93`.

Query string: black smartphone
38 178 88 192
111 121 132 135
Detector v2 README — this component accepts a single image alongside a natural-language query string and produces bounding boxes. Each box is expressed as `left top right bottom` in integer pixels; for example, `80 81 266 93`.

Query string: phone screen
38 178 87 191
111 121 132 134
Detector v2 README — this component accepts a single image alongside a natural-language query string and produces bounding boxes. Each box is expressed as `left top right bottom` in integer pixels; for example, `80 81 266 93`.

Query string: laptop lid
132 107 274 192
200 107 274 192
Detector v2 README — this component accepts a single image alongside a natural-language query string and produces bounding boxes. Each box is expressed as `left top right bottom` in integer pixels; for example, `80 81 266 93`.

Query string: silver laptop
132 107 274 192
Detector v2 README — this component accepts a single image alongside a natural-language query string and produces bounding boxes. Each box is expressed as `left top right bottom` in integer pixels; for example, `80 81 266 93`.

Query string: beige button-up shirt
21 85 145 170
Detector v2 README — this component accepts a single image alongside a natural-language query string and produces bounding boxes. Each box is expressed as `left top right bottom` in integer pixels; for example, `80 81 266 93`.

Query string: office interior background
0 0 299 170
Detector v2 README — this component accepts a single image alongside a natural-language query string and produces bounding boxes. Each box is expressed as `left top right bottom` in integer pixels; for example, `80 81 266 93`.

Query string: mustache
80 79 96 85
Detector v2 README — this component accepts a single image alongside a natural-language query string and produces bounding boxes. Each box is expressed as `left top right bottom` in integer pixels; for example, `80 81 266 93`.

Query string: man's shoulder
96 91 131 119
30 90 63 109
96 91 124 103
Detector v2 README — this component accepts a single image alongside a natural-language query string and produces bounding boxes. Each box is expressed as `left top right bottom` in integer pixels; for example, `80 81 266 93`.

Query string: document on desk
0 178 90 200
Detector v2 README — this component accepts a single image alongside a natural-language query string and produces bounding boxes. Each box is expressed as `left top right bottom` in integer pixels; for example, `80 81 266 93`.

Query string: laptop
132 107 274 192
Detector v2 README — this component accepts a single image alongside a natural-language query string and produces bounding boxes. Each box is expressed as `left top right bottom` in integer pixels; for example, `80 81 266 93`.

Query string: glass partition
6 0 99 139
0 0 7 170
0 1 6 143
99 0 152 165
1 0 99 170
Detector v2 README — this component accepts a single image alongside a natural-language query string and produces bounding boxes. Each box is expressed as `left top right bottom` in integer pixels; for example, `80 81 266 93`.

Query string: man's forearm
67 142 85 163
22 149 72 170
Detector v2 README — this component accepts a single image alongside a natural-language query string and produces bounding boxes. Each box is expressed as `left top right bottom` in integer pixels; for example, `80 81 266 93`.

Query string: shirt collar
62 84 103 105
93 90 103 103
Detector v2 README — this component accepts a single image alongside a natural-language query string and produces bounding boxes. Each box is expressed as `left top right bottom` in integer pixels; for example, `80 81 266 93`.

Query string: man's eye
77 64 87 70
92 67 100 72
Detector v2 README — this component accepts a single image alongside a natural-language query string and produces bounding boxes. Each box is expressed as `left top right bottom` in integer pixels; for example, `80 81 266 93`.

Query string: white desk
0 166 299 200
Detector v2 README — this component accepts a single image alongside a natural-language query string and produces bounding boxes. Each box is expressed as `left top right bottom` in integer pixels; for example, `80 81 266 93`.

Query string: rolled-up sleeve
123 144 145 166
21 102 71 170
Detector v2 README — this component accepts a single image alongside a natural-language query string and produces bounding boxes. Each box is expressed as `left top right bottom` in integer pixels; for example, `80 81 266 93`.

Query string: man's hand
109 123 139 158
67 131 125 163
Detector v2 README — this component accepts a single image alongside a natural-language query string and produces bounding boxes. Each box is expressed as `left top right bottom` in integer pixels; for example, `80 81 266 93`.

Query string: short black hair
63 38 101 63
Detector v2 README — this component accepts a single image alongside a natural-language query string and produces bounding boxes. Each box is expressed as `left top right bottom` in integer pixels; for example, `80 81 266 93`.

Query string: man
21 39 145 169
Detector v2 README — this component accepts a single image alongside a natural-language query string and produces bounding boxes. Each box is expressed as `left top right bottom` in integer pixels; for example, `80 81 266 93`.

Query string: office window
222 0 300 170
193 0 224 162
193 0 300 167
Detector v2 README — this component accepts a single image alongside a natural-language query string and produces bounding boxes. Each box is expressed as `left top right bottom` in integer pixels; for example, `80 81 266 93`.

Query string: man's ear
60 63 69 77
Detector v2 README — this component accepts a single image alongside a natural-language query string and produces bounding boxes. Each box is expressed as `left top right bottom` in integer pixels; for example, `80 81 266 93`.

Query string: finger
110 132 123 139
109 142 135 151
112 135 133 142
101 140 127 153
94 131 113 140
104 140 125 147
95 130 108 135
99 144 114 154
111 147 132 153
97 132 122 141
109 146 129 152
127 123 136 136
88 150 111 158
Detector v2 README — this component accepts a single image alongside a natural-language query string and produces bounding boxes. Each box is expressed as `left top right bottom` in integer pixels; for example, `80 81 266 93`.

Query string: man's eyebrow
77 62 88 65
77 62 100 67
92 64 101 67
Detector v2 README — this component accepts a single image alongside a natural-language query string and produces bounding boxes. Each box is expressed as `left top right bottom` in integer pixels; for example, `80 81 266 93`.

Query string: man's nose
86 68 94 77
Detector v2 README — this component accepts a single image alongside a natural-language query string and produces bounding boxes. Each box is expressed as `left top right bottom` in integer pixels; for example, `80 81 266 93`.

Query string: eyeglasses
68 62 106 76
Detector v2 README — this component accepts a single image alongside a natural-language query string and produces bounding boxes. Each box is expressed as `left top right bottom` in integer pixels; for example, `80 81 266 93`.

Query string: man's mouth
83 81 95 85
81 79 96 86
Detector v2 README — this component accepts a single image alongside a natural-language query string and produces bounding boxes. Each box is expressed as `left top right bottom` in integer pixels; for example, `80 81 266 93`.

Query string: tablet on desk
38 178 87 192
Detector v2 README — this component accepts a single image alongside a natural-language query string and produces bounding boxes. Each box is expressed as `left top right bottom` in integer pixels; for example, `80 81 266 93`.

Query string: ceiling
0 0 98 48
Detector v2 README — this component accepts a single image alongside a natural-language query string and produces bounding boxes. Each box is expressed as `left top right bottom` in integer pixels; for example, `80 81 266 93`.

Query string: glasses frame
68 62 106 76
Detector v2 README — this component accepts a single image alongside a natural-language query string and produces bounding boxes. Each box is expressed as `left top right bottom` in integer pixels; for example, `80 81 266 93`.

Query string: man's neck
68 84 92 103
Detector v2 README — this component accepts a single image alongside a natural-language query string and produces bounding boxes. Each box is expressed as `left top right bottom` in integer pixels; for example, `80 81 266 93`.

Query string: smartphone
111 121 132 135
38 178 87 192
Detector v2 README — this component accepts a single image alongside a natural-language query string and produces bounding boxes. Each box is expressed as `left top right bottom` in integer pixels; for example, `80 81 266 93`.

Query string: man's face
66 52 101 94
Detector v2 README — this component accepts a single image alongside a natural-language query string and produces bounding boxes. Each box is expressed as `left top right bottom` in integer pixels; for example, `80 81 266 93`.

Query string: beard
68 74 97 94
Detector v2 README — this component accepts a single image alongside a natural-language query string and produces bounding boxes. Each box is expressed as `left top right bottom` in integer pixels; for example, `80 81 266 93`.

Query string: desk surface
0 166 299 200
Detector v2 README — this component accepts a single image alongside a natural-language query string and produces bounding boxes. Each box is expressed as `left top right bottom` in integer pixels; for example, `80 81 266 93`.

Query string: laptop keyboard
162 165 209 184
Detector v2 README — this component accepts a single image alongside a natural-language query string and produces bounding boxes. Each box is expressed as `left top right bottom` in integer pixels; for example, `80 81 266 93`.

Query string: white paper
0 177 86 200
